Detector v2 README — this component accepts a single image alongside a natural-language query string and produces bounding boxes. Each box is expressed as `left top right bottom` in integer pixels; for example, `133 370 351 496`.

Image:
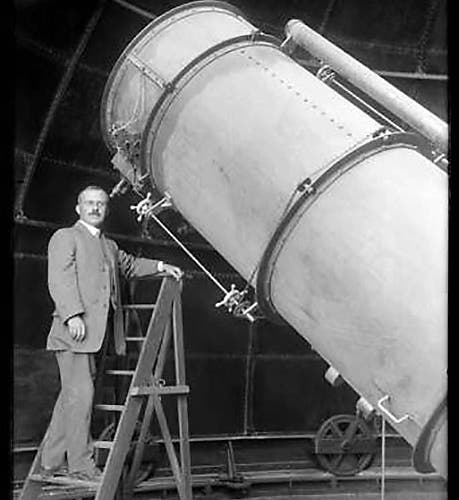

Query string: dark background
13 0 448 446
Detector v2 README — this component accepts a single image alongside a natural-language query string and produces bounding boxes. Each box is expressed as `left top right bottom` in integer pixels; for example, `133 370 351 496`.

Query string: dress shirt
77 219 101 237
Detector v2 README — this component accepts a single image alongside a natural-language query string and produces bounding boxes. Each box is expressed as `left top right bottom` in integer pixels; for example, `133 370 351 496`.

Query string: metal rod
331 80 404 131
150 214 228 294
16 34 109 78
14 253 47 261
414 0 442 73
13 251 241 281
13 428 403 453
243 322 257 435
381 416 386 500
15 148 117 179
112 0 157 20
14 216 215 252
329 34 446 57
285 20 448 152
318 0 337 34
15 1 107 217
376 70 447 82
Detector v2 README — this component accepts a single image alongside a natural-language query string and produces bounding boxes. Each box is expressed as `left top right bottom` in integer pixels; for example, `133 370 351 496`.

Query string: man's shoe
39 464 68 479
69 467 103 482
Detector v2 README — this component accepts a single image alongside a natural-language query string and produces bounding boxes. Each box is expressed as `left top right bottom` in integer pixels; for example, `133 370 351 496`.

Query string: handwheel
94 422 156 484
314 414 376 476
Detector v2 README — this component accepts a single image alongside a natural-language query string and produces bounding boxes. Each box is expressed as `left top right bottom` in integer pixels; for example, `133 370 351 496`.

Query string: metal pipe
376 70 447 82
331 79 404 131
16 34 109 78
381 416 386 499
318 0 337 34
15 148 117 179
14 1 106 217
112 0 156 20
243 322 257 435
414 0 442 73
13 216 215 252
13 428 404 453
285 19 448 152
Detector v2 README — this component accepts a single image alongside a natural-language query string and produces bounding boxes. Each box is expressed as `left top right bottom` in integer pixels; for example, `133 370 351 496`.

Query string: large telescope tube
101 1 447 478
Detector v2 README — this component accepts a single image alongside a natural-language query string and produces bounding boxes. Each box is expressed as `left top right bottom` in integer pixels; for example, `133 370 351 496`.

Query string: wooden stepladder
19 276 193 500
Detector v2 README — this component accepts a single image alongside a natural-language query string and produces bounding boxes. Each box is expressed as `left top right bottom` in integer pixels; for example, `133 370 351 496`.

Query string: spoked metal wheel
94 422 156 484
314 414 377 476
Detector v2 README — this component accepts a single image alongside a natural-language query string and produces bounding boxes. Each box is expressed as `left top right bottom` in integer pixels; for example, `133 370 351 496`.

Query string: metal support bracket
316 64 336 83
130 192 173 222
215 284 258 323
280 34 295 55
217 441 251 492
377 395 411 424
127 53 169 89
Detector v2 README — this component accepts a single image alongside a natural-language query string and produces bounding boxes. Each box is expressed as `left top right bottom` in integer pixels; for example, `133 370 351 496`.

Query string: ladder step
94 404 125 412
29 473 100 486
131 384 190 396
106 369 135 376
93 440 114 449
126 336 145 341
122 304 156 309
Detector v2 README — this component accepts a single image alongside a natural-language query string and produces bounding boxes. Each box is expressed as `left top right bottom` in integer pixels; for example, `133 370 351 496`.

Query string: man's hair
77 185 109 204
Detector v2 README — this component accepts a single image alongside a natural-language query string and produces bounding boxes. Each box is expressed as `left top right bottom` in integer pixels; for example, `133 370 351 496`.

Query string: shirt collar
78 219 101 238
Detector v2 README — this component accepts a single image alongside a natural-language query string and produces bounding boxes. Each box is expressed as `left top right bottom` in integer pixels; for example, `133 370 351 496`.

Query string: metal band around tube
255 132 428 323
140 32 282 189
100 1 248 151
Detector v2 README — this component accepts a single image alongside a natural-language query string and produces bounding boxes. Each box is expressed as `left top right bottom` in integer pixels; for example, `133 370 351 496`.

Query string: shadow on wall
13 347 60 444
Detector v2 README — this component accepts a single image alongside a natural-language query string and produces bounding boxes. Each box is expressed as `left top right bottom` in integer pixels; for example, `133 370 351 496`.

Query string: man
41 185 182 481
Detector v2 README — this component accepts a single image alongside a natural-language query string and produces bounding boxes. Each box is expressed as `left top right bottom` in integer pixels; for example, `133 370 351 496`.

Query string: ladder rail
153 394 186 499
173 297 193 500
18 430 49 500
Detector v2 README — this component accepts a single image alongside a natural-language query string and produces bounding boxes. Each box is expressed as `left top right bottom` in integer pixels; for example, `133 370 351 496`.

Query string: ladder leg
18 438 46 500
153 395 186 499
173 297 193 500
125 319 172 492
95 399 144 500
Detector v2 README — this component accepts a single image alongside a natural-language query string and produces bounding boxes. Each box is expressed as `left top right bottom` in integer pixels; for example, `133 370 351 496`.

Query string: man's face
76 188 109 228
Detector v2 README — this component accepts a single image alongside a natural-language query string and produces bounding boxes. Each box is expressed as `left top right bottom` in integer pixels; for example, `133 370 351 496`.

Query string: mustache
89 211 101 216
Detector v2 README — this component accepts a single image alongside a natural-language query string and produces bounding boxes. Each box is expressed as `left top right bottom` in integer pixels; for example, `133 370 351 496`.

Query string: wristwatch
157 261 165 272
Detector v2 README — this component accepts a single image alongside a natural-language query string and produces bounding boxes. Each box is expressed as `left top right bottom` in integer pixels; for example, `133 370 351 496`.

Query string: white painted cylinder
101 1 447 477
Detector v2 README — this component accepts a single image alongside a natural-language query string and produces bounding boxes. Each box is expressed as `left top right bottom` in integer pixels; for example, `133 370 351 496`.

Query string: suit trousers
41 351 97 473
42 308 115 473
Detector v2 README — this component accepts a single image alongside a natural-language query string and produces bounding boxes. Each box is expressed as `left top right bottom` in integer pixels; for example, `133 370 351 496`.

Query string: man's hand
163 264 183 281
67 315 86 342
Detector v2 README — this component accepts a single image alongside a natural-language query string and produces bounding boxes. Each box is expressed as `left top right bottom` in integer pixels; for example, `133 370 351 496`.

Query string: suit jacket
47 221 162 355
